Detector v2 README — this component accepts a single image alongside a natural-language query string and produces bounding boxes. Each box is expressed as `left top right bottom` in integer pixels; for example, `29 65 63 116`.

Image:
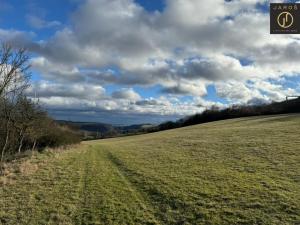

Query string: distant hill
58 97 300 139
57 121 115 133
56 120 153 140
115 124 154 133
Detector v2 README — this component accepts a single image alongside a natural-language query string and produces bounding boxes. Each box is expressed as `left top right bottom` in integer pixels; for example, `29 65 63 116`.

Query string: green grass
1 114 300 224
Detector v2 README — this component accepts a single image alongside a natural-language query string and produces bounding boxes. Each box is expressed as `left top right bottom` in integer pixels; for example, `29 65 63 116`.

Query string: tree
0 43 81 171
0 44 30 97
11 96 40 153
0 44 30 164
27 112 50 152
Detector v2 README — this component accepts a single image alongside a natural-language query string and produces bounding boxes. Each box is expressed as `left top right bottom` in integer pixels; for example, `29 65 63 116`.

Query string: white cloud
26 15 61 29
2 0 300 121
215 81 265 103
112 88 141 101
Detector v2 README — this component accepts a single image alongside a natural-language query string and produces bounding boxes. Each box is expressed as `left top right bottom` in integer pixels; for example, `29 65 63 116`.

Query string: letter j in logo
277 12 293 28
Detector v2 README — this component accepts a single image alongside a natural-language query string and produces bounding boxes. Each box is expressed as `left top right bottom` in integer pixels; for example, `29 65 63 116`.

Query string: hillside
57 120 154 139
1 114 300 224
57 121 115 133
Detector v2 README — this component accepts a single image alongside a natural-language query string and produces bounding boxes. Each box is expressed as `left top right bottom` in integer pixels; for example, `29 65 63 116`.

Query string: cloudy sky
1 0 300 124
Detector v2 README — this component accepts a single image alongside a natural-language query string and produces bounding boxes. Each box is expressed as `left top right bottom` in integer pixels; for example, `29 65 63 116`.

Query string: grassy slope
1 114 299 225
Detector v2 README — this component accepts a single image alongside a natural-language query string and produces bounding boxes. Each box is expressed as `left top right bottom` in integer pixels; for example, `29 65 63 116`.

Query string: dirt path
1 144 162 225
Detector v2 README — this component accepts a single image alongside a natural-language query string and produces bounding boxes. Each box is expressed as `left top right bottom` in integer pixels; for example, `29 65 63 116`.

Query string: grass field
1 114 300 225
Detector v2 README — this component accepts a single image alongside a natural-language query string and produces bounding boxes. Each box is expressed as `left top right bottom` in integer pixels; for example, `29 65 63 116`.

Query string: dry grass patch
18 160 39 175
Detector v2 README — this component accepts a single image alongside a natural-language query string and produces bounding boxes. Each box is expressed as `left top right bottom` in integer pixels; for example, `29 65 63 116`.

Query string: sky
0 0 300 125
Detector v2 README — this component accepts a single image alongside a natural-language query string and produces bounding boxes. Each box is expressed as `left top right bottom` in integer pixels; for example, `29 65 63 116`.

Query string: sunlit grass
1 114 299 224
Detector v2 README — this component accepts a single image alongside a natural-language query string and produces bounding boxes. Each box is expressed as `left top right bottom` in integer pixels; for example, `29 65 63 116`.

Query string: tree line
149 97 300 132
0 44 81 167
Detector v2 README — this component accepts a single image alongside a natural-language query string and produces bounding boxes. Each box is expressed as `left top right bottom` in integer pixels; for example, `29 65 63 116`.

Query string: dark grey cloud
161 86 195 95
27 82 106 100
111 88 141 101
0 29 36 48
247 97 269 105
251 42 300 66
136 99 165 106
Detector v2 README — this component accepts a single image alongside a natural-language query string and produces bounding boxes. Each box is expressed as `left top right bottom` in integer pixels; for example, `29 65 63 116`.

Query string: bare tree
0 44 30 164
27 112 50 152
11 96 39 153
0 43 81 171
0 44 30 97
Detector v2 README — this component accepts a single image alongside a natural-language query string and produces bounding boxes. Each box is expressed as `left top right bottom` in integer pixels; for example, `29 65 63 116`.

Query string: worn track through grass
1 114 300 224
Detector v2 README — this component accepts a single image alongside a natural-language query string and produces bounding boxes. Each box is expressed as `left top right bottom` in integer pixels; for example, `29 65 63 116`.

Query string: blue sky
1 0 166 36
0 0 299 124
136 0 166 12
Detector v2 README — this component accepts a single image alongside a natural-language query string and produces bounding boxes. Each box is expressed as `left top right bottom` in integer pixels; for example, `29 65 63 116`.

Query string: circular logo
277 12 294 28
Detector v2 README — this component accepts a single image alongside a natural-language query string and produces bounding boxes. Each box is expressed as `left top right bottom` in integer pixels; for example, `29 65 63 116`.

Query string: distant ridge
57 98 300 139
150 97 300 132
56 120 154 139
